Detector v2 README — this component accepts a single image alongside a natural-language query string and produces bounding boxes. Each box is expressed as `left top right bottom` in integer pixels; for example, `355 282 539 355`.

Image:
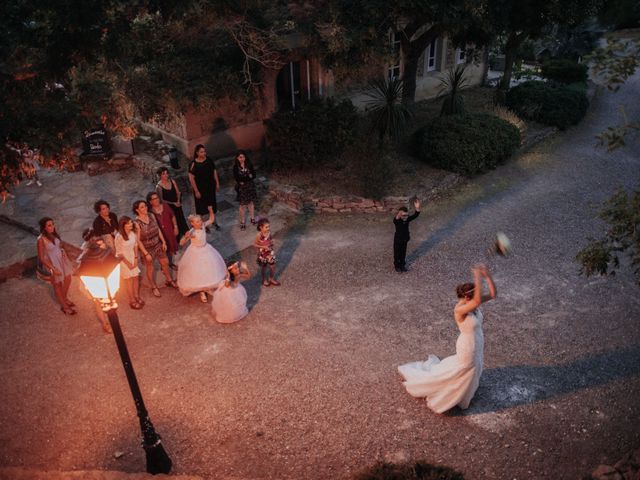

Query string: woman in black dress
156 166 189 240
232 150 257 230
188 144 220 231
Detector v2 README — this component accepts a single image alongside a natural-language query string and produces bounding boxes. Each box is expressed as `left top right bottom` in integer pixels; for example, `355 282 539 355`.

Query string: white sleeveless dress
177 228 227 295
114 232 140 279
398 309 484 413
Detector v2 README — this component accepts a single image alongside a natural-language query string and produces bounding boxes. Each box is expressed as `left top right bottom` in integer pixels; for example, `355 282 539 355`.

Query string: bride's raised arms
454 267 483 319
478 265 497 303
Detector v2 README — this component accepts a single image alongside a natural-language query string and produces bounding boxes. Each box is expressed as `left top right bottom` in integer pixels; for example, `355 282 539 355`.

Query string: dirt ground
1 73 640 480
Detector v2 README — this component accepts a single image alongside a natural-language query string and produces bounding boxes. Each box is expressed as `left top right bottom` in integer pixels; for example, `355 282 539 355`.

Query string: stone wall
266 174 463 214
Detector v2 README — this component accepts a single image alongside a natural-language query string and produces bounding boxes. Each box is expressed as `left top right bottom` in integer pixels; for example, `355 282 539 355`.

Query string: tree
0 0 294 191
486 0 602 96
576 188 640 285
588 37 640 150
293 0 488 106
576 37 640 285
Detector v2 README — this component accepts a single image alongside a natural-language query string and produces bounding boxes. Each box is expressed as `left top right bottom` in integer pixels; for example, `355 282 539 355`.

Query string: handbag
36 258 53 283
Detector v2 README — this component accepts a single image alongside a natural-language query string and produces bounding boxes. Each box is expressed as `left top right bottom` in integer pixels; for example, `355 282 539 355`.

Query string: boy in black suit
393 198 421 272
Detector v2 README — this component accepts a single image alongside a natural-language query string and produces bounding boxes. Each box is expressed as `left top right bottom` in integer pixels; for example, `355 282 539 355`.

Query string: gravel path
1 73 639 480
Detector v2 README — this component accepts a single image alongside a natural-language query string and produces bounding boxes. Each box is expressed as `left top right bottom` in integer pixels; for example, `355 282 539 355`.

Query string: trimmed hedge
506 80 589 130
414 113 521 176
265 97 358 171
541 59 588 84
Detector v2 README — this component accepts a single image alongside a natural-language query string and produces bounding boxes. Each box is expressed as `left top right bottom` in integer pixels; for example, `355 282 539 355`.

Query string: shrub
491 105 527 138
541 59 588 84
354 460 464 480
506 80 589 130
364 77 413 148
265 97 358 171
415 113 521 176
439 65 469 116
342 135 394 200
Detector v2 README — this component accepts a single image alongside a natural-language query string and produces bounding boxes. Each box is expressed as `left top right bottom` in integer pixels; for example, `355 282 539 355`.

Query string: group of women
36 146 259 324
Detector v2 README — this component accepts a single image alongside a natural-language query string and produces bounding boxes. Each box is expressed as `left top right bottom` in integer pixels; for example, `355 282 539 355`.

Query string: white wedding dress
398 309 484 413
177 228 227 295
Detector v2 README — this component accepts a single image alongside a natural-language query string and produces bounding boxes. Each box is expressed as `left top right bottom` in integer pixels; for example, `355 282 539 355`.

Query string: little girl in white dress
177 214 227 302
211 261 251 324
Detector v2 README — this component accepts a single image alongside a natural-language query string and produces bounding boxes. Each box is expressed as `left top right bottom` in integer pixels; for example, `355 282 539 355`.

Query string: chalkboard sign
82 127 110 156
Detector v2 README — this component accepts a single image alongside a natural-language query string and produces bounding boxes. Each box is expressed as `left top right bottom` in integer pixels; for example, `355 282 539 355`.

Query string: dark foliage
576 187 640 285
506 80 589 129
598 0 640 29
414 113 521 176
439 65 469 116
344 137 391 200
541 59 589 84
265 97 359 171
354 460 464 480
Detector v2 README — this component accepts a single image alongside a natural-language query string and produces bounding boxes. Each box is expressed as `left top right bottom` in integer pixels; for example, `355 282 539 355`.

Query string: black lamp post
78 249 172 474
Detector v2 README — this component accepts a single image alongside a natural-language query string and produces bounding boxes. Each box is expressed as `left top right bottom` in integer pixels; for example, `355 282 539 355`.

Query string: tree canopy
0 0 293 190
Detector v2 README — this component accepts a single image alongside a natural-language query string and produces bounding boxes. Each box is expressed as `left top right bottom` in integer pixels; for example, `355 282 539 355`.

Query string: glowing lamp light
78 248 121 301
81 263 120 300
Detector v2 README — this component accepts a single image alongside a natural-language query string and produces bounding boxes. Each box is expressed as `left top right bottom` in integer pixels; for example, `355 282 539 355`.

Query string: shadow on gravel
245 210 314 310
405 167 529 267
456 345 640 415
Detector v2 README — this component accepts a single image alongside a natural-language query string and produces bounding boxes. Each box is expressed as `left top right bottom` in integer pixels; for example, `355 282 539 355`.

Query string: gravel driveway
1 73 639 480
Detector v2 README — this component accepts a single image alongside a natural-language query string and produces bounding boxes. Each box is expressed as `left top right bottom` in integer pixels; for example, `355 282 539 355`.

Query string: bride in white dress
177 214 227 302
398 264 497 413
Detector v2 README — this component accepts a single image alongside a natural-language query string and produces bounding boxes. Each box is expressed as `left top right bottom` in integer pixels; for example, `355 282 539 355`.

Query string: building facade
140 34 486 158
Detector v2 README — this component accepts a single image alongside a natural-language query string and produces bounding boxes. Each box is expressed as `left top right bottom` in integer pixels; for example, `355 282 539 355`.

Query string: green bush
415 113 521 176
506 80 589 130
265 97 358 171
541 59 588 84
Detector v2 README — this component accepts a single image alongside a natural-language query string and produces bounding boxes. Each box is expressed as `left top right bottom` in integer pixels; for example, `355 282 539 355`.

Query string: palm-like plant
364 77 413 148
439 64 469 116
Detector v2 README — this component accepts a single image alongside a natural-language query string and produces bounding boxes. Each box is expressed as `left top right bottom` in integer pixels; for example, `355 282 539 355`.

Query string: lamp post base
105 308 172 475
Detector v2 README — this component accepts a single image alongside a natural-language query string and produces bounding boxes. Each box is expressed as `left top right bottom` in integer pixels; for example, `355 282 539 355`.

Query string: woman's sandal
66 301 76 307
61 306 77 315
199 292 208 303
136 298 145 306
152 287 161 297
240 223 246 230
270 279 281 286
262 280 270 287
250 218 256 225
165 280 178 289
130 301 143 310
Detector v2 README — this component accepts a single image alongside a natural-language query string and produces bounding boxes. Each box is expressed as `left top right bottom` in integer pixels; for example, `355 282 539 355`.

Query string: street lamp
78 248 172 475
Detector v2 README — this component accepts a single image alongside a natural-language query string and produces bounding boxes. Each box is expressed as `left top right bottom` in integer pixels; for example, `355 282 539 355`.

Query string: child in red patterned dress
253 218 280 287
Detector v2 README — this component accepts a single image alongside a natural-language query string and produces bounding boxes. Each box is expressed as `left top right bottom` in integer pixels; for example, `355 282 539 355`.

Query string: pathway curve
0 73 639 479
